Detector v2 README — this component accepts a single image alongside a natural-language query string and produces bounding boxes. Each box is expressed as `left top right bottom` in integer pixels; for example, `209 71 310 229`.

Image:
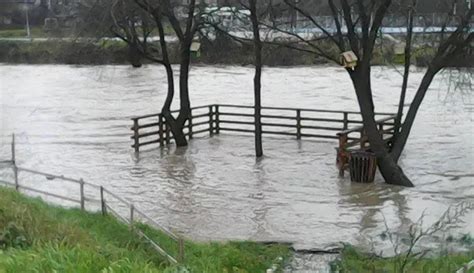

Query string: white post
25 4 31 39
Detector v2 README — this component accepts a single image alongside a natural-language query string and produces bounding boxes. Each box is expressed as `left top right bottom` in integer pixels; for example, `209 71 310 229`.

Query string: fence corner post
178 237 185 264
100 186 106 216
79 179 85 211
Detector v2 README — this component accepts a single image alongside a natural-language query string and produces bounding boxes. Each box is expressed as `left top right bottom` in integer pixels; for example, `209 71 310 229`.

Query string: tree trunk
393 1 415 145
250 0 263 157
128 42 142 68
391 66 439 161
350 68 414 187
165 41 192 147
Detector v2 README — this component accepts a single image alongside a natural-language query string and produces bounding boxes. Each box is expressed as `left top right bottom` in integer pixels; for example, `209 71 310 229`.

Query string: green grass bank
0 186 472 273
330 243 473 273
0 187 290 273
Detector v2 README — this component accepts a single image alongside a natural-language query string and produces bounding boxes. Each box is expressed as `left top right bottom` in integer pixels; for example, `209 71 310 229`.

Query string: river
0 64 472 256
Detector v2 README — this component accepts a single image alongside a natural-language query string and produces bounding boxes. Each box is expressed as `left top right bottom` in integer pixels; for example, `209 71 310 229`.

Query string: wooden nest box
340 51 358 69
190 41 201 58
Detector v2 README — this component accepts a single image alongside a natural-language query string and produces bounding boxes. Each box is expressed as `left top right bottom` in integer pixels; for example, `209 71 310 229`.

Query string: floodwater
0 64 473 255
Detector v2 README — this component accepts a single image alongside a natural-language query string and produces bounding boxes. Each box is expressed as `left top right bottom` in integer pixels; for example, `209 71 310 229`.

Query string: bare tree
202 2 266 157
109 0 204 147
260 0 472 187
249 0 264 158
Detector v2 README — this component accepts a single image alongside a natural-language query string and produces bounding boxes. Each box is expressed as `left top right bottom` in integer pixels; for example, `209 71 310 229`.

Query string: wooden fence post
12 134 19 191
215 105 220 134
100 186 106 216
296 110 302 140
165 117 171 145
188 110 193 139
343 112 349 130
79 179 85 211
337 133 348 177
178 237 185 263
129 204 134 229
132 119 139 153
360 129 367 149
208 105 214 136
158 114 164 147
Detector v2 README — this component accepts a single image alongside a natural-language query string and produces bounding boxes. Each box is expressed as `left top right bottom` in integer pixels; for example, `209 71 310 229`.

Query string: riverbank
1 187 472 273
0 38 433 66
0 39 325 66
0 187 290 272
331 244 473 273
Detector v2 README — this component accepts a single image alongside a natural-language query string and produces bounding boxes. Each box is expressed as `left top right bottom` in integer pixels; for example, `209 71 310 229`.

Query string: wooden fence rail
131 104 395 152
0 134 184 265
131 104 397 176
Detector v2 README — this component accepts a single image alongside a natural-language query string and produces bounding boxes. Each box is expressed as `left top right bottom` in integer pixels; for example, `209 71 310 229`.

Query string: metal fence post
296 110 301 139
100 186 106 216
12 134 19 191
79 179 85 211
178 237 185 263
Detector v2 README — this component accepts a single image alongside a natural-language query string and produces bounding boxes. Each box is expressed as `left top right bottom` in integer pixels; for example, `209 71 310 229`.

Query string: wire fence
0 134 184 265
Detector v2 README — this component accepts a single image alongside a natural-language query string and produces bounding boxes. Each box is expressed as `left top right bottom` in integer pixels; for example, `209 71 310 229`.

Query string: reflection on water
0 64 472 252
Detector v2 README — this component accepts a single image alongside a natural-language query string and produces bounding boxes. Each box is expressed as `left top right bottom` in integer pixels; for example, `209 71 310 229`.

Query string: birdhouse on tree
340 51 358 69
190 41 201 58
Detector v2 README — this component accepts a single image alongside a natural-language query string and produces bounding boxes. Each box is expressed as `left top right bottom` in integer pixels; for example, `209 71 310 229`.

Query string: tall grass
0 187 289 273
330 244 474 273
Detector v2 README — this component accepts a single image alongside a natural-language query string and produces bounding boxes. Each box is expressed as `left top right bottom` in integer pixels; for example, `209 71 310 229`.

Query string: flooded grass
0 187 290 273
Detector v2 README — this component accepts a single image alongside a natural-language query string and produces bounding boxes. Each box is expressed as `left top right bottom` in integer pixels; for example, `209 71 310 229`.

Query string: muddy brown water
0 64 472 255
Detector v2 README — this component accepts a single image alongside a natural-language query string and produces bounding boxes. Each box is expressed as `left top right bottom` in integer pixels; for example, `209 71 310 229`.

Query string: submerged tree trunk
175 41 193 147
160 63 188 147
250 0 263 157
154 12 189 147
128 42 142 68
391 66 439 161
350 67 414 187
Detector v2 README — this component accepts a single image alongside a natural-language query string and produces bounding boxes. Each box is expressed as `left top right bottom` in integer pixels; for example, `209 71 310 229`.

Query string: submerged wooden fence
0 135 184 264
131 104 397 175
336 115 397 176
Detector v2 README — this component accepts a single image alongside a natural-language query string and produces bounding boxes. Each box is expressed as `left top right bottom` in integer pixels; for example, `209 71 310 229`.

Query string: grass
0 27 47 38
330 244 474 273
0 187 290 273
